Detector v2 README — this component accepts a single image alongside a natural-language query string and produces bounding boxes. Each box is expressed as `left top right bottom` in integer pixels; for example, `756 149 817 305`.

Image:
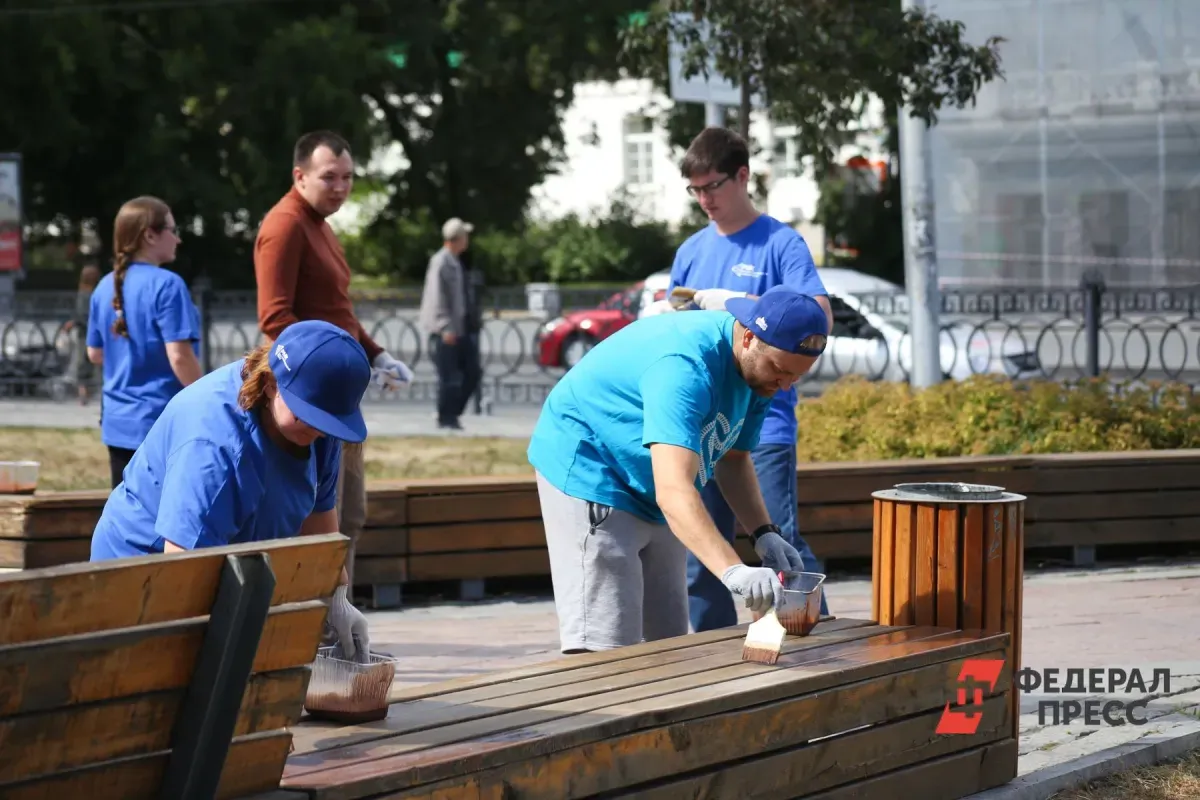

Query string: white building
332 78 890 261
526 78 890 255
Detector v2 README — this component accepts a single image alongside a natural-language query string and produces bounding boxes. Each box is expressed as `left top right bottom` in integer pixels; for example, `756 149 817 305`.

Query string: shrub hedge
794 374 1200 462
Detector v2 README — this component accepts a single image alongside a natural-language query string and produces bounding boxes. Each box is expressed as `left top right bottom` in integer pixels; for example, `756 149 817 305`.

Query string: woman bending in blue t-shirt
90 319 375 659
87 196 203 488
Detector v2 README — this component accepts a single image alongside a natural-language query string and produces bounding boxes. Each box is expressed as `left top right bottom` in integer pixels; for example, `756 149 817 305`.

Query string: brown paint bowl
753 570 827 636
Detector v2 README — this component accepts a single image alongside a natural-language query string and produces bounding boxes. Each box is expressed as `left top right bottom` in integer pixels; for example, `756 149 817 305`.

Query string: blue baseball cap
724 286 829 356
269 320 371 443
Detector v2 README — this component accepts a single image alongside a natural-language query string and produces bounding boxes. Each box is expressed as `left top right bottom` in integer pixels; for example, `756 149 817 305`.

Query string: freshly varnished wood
282 627 1010 800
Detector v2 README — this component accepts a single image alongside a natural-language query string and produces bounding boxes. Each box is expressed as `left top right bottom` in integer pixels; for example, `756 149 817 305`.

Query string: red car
535 279 665 369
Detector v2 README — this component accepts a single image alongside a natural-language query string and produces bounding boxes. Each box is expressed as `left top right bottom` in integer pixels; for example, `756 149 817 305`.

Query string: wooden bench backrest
0 533 347 800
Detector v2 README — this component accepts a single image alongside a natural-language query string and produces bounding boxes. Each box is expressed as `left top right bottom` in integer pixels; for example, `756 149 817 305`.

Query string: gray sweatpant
535 471 689 652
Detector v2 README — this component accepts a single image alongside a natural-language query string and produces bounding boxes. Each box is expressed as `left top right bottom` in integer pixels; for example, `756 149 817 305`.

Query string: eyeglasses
686 175 732 198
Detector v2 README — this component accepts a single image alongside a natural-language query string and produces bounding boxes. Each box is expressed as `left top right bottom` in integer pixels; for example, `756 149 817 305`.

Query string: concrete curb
968 720 1200 799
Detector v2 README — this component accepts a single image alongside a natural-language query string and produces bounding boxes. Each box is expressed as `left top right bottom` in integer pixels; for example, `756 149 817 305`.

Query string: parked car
534 281 647 369
534 267 1041 380
811 268 1041 383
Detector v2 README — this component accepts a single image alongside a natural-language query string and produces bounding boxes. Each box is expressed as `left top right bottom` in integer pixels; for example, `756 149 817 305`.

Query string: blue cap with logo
724 286 829 357
269 320 371 443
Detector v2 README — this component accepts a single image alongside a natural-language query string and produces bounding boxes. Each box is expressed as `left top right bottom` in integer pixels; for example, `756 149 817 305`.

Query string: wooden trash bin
871 481 1026 737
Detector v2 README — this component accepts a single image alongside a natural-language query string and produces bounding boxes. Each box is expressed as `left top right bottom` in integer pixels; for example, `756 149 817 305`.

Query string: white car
639 267 1040 383
637 271 674 318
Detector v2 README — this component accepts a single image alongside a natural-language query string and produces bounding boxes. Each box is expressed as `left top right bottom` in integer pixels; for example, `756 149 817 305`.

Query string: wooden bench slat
1026 515 1200 547
406 549 549 582
353 556 408 586
289 620 889 758
407 520 546 554
355 527 408 557
0 667 307 786
0 600 326 716
374 660 1011 800
406 491 540 525
282 629 1008 799
801 738 1018 800
0 538 91 569
382 622 783 705
0 533 346 644
0 728 293 800
1029 488 1200 521
0 510 101 539
1022 463 1200 495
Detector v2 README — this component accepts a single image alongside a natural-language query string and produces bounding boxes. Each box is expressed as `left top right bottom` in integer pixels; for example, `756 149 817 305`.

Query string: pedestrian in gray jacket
418 218 482 430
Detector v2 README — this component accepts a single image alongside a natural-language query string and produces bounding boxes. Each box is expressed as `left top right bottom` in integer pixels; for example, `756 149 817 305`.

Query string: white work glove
372 351 414 389
754 530 807 573
721 564 785 613
327 584 372 662
692 288 747 311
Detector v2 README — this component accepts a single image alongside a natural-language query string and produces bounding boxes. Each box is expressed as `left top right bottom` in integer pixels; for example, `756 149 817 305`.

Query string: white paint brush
741 608 787 665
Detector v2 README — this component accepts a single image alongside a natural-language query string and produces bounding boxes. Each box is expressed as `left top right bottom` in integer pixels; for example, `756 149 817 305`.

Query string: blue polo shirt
668 215 826 446
527 311 772 523
87 263 201 451
90 360 342 560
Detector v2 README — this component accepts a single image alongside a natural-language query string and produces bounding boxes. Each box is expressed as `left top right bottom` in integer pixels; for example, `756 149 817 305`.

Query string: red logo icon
937 658 1006 735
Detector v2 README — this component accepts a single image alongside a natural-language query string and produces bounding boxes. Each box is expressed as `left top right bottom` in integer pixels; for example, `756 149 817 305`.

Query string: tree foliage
620 0 1005 164
0 0 646 287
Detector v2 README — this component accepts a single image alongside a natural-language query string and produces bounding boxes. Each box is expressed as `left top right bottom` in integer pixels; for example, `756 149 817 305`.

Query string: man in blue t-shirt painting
527 286 829 652
668 127 835 631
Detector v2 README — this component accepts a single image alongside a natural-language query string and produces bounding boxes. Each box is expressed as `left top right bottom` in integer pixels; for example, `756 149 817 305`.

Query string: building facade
928 0 1200 287
527 78 887 257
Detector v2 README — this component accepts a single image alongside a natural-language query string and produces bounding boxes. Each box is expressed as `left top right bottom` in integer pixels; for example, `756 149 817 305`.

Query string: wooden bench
276 618 1017 799
0 533 347 799
8 448 1200 586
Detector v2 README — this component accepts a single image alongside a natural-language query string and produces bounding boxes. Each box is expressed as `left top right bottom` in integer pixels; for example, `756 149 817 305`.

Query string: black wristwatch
749 523 781 545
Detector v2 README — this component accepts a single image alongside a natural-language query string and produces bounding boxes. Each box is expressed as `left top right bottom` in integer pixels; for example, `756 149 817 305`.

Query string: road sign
666 12 764 108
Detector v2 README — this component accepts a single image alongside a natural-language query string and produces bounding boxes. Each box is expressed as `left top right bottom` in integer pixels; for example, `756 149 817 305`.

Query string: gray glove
328 585 371 663
754 530 807 573
721 564 785 613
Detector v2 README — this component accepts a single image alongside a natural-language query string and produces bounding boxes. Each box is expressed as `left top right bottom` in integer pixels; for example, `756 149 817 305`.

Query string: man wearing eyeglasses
528 286 828 653
668 126 835 633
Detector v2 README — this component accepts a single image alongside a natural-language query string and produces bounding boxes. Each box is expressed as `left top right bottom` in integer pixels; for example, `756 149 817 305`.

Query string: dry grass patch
1049 749 1200 800
0 427 533 492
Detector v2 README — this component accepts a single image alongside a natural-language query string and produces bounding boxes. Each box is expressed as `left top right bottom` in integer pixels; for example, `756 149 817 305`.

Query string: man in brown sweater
254 130 413 594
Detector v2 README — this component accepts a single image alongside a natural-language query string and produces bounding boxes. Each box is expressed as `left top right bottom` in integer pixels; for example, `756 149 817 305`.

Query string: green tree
619 0 1004 162
0 0 650 288
815 112 906 285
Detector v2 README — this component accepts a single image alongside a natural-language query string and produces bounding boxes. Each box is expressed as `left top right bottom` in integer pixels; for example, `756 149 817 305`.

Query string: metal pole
1038 0 1051 286
705 102 723 128
898 0 941 388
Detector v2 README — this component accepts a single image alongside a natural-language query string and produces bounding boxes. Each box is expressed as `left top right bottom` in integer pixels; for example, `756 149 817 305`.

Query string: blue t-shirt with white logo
668 215 827 446
527 311 772 523
90 359 342 561
87 263 201 450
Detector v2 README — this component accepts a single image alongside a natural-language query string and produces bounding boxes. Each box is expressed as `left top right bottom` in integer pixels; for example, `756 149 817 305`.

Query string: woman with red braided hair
86 196 203 488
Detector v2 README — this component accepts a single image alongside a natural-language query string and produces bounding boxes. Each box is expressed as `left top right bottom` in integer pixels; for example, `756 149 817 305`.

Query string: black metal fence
3 274 1199 407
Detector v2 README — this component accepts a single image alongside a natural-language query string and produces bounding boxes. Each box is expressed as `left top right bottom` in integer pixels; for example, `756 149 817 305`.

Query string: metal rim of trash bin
871 481 1027 504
